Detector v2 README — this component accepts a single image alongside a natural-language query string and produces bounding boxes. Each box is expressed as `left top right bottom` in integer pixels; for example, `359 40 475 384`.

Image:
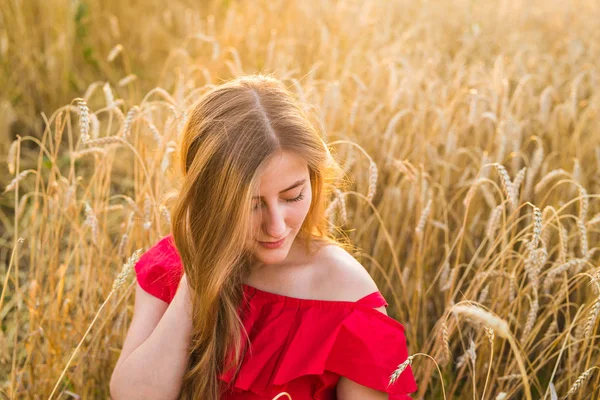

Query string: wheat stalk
543 319 558 347
7 139 18 174
160 204 172 226
389 355 414 384
77 98 90 144
49 249 143 399
416 198 433 237
543 258 585 292
83 201 99 245
498 374 522 381
441 322 452 364
529 205 543 251
161 140 178 173
123 106 140 137
89 112 99 139
463 177 486 208
107 44 123 62
509 274 517 302
143 194 152 230
563 367 598 398
577 184 588 221
484 326 495 344
534 169 570 194
539 86 555 123
4 169 36 193
587 213 600 226
103 82 115 108
388 352 446 399
521 291 539 342
367 160 378 202
541 206 556 247
524 144 544 196
511 166 526 203
119 74 138 87
332 188 347 224
452 304 510 339
118 211 135 258
439 260 450 291
583 296 600 339
478 283 490 304
559 223 569 262
493 163 516 208
271 393 292 400
84 136 128 147
571 158 581 185
467 337 477 366
577 218 588 259
451 304 532 399
486 204 503 242
71 147 108 159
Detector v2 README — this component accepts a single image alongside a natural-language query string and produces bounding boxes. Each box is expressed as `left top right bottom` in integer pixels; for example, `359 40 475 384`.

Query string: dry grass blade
452 304 532 400
4 1 600 398
48 249 143 399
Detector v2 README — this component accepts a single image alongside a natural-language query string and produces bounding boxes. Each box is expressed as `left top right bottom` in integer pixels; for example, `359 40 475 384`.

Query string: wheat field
1 0 600 398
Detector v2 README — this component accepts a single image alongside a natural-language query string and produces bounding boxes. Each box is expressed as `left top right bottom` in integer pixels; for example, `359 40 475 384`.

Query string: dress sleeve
324 308 418 399
134 234 183 304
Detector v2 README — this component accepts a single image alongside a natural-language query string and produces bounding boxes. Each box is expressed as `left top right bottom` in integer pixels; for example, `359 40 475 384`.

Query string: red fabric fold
219 285 417 399
134 235 183 303
134 235 418 399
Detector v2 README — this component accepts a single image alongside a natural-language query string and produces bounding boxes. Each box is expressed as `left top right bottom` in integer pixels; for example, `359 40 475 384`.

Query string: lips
259 239 284 244
257 236 286 249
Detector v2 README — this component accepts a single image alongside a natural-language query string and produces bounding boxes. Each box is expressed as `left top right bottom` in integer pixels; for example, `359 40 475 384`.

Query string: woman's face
248 150 312 266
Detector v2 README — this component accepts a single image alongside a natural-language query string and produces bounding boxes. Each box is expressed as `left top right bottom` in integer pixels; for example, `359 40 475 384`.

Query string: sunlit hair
170 74 348 399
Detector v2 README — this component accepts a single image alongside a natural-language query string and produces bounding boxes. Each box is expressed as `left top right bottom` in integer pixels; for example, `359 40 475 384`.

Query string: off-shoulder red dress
134 235 418 399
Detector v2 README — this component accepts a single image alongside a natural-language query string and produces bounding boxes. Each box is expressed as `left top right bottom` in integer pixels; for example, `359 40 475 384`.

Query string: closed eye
286 191 304 203
252 191 305 211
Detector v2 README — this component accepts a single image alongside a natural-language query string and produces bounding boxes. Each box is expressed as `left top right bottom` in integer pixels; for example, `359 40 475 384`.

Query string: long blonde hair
170 74 348 399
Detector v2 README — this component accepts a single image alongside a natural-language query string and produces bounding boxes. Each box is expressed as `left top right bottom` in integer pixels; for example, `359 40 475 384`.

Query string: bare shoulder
311 244 385 310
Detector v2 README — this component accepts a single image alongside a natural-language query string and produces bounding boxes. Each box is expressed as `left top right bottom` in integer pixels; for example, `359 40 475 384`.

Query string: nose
262 204 286 239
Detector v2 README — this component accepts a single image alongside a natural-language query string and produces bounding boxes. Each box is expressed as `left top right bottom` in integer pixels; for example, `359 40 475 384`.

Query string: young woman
109 75 417 399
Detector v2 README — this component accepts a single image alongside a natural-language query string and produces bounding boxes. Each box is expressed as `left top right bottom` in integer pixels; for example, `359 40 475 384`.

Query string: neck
250 236 306 272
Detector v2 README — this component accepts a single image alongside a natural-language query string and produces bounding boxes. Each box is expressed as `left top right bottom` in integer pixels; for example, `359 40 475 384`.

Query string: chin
254 248 288 265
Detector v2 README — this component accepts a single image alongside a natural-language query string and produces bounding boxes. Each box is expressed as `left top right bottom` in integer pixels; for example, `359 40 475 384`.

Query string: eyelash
287 192 305 203
253 191 304 210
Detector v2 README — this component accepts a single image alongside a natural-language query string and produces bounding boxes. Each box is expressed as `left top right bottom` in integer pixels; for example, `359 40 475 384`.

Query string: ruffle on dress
134 234 418 399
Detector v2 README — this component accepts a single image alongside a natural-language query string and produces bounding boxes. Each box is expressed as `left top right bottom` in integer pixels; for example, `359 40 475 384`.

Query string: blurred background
1 0 600 398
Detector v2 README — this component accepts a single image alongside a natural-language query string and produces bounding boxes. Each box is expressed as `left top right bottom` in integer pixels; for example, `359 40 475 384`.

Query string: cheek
292 195 312 224
248 193 312 236
250 217 261 237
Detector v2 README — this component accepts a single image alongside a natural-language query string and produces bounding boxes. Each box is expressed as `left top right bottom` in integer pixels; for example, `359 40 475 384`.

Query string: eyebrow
252 179 306 199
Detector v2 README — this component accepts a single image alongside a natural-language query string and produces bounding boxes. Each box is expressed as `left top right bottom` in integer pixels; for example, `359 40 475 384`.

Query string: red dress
134 235 418 399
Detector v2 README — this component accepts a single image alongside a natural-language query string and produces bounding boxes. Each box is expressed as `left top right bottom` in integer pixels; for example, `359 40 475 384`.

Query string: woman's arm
109 274 193 400
337 377 389 399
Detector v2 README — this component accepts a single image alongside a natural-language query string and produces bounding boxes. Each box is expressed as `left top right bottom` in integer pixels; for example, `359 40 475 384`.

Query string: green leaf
43 156 53 170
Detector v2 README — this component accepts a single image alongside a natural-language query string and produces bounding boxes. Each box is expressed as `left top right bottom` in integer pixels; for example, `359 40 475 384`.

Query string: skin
245 150 390 399
111 149 393 399
247 150 314 268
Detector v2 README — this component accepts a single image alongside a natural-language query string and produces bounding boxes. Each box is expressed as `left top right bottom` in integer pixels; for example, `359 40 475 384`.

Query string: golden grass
2 0 600 398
